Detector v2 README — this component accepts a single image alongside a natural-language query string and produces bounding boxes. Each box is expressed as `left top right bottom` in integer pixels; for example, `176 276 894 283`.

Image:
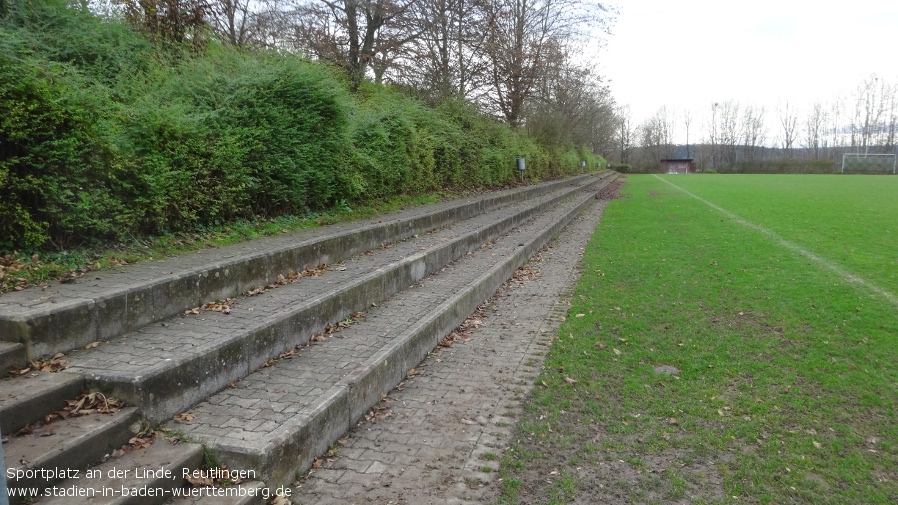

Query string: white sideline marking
652 175 898 307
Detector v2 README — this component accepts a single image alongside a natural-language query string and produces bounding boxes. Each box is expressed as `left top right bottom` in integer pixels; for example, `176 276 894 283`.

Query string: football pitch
499 174 898 504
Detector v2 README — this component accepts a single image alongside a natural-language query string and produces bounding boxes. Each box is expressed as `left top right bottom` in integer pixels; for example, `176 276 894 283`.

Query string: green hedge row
0 3 603 251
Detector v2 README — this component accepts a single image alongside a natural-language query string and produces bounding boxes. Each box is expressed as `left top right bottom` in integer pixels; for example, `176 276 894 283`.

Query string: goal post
841 153 897 174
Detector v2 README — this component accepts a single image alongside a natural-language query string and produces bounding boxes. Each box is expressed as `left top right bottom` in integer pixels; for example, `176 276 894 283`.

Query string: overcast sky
600 0 898 142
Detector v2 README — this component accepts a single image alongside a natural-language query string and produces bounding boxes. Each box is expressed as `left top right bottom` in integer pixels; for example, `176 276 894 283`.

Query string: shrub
0 31 121 248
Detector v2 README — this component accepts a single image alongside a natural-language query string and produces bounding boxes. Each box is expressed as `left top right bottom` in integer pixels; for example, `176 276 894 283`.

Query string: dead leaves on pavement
243 265 330 298
9 353 69 377
16 390 124 436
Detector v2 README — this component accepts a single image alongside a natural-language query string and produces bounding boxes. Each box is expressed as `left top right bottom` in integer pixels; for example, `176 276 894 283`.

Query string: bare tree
290 0 421 91
121 0 208 50
827 96 846 158
717 100 739 166
479 0 609 125
526 58 615 153
613 105 635 164
849 75 887 153
636 106 676 168
776 100 799 157
801 102 826 159
708 102 719 169
207 0 256 45
871 78 897 150
740 104 766 162
392 0 491 100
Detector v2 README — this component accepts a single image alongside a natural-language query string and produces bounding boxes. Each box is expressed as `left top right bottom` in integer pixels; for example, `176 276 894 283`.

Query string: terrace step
38 438 205 505
167 175 614 486
4 408 141 505
0 172 613 501
0 174 599 361
0 371 84 435
0 341 27 373
56 174 609 422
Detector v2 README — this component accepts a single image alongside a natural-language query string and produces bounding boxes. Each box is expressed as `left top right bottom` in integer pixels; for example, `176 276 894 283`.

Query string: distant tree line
610 75 898 173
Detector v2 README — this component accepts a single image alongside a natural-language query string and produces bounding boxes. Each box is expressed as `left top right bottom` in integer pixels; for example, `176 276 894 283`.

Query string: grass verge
499 174 898 504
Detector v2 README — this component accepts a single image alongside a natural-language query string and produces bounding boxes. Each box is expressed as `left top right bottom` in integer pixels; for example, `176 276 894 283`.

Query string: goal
841 153 897 174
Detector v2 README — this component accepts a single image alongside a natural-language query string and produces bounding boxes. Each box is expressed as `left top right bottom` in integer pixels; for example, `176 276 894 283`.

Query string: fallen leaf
575 313 585 318
174 412 195 422
812 441 821 449
186 474 213 487
271 495 291 505
669 418 678 425
460 418 478 425
66 392 122 415
84 341 100 349
541 381 549 388
564 377 578 385
612 348 622 356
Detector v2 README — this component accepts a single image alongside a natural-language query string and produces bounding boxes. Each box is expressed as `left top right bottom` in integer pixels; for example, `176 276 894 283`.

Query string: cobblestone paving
293 199 610 505
173 191 593 451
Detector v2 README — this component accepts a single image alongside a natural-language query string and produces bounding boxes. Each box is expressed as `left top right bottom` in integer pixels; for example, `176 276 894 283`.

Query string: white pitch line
652 174 898 307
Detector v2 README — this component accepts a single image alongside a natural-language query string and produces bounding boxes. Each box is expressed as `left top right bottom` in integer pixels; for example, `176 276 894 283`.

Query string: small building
660 158 695 174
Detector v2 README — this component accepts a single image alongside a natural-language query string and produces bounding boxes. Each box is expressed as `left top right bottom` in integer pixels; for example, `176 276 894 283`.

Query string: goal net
841 153 897 174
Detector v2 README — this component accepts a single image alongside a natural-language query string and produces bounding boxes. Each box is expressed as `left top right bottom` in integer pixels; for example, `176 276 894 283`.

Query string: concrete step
167 175 616 486
0 174 600 361
4 407 141 505
0 341 27 373
0 371 83 435
37 438 205 505
55 174 609 422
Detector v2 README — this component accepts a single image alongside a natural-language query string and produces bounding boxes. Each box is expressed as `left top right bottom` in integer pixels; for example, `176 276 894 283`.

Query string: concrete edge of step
199 174 616 486
0 371 84 435
1 173 603 361
0 341 27 375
